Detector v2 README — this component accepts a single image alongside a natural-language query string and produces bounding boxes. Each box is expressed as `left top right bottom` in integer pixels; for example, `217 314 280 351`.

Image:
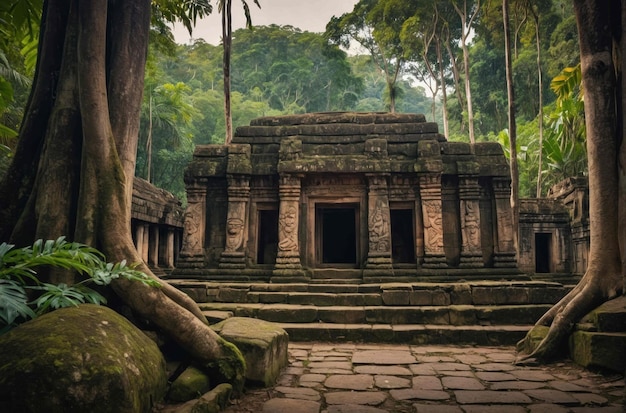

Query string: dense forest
1 0 582 202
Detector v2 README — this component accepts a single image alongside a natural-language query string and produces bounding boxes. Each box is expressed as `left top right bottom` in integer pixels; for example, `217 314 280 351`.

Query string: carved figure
225 217 244 251
183 202 202 251
423 201 443 251
462 202 480 250
368 201 390 252
278 205 298 251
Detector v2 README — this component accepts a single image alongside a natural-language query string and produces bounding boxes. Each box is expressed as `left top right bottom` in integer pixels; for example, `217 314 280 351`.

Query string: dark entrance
257 209 278 264
535 232 552 273
390 209 416 263
316 205 357 265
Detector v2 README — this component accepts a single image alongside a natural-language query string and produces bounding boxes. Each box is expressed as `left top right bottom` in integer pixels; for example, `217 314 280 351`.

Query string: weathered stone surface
569 331 626 373
441 377 485 390
412 376 443 390
523 389 580 404
413 404 463 413
390 389 450 401
211 317 288 386
326 404 388 413
325 374 374 390
0 305 167 413
374 375 411 389
275 386 320 401
325 391 387 405
352 350 416 365
454 390 532 404
168 366 212 402
262 398 320 413
354 365 412 375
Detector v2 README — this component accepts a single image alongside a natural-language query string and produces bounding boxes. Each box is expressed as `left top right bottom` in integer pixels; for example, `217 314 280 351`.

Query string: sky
173 0 359 45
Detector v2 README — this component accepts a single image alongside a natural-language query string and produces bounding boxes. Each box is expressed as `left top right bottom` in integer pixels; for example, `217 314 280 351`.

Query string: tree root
515 272 620 365
111 276 246 394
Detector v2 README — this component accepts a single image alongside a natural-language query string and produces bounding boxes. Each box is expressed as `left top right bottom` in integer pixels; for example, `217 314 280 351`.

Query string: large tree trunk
516 0 623 363
0 0 245 391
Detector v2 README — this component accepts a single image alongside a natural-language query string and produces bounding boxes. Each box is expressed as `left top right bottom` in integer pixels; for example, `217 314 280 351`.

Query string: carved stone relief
368 199 390 253
278 204 299 252
461 201 481 251
423 200 444 253
224 204 245 252
182 202 203 253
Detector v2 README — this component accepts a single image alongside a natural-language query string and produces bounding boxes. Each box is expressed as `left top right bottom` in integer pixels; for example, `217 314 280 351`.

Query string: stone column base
422 254 447 268
459 253 483 268
219 251 246 269
493 252 517 268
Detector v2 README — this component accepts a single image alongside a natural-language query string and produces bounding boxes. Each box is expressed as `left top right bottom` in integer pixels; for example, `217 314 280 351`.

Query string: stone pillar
273 174 306 278
134 224 144 259
459 176 483 268
219 175 250 269
420 174 447 268
364 174 393 275
148 225 159 267
141 224 149 263
179 186 206 267
492 177 517 267
164 230 175 268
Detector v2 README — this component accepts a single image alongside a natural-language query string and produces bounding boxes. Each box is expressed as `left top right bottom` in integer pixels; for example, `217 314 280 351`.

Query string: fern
0 237 160 334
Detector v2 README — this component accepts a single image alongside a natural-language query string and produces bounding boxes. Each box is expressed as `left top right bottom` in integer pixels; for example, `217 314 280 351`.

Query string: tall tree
218 0 259 145
517 0 624 363
502 0 519 251
0 0 245 390
451 0 481 143
326 0 410 113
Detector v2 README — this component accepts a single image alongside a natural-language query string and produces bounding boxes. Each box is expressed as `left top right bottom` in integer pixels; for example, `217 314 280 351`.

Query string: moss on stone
0 304 167 413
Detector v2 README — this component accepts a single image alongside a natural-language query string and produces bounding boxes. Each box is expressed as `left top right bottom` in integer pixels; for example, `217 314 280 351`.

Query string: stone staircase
168 279 574 346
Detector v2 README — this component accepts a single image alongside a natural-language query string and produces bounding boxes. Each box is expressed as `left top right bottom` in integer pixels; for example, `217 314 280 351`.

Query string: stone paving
254 342 625 413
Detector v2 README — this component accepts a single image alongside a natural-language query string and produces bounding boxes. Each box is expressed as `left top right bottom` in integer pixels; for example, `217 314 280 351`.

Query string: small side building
173 112 519 282
131 177 184 275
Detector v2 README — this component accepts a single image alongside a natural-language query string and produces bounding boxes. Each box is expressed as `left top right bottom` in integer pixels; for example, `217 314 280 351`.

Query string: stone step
204 309 529 346
172 280 570 307
200 303 551 326
279 323 531 346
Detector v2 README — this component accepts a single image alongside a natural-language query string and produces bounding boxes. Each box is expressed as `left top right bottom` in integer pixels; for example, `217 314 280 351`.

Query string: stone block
212 317 289 387
216 287 249 303
569 331 626 373
382 290 411 305
258 305 318 323
450 284 473 305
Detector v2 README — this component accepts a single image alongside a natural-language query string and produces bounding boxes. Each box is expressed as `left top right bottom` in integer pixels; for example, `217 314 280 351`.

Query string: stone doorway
535 232 552 273
257 209 279 264
315 204 359 266
390 209 416 264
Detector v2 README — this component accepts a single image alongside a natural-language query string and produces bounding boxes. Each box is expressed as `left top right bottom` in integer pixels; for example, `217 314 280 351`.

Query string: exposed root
516 277 612 365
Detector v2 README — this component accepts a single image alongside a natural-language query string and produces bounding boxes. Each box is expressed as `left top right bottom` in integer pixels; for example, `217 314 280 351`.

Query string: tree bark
0 0 245 391
516 0 623 363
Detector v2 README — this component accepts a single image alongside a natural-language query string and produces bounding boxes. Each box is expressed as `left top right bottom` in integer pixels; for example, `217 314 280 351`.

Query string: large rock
212 317 288 386
0 304 167 412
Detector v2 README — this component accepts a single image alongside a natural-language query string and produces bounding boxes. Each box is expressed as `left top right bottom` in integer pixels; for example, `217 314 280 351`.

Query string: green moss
0 305 167 413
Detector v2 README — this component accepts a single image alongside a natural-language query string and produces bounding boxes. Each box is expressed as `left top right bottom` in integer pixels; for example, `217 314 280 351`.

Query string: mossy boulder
211 317 288 386
0 304 167 413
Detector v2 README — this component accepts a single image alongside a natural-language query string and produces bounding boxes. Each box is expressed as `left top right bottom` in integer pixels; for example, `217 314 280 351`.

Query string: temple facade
174 112 519 282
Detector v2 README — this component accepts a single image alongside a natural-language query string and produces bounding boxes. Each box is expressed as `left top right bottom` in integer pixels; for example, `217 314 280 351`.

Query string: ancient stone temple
173 112 518 282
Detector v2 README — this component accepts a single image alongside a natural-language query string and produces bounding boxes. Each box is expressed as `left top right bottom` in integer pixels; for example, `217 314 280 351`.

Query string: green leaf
0 279 36 326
